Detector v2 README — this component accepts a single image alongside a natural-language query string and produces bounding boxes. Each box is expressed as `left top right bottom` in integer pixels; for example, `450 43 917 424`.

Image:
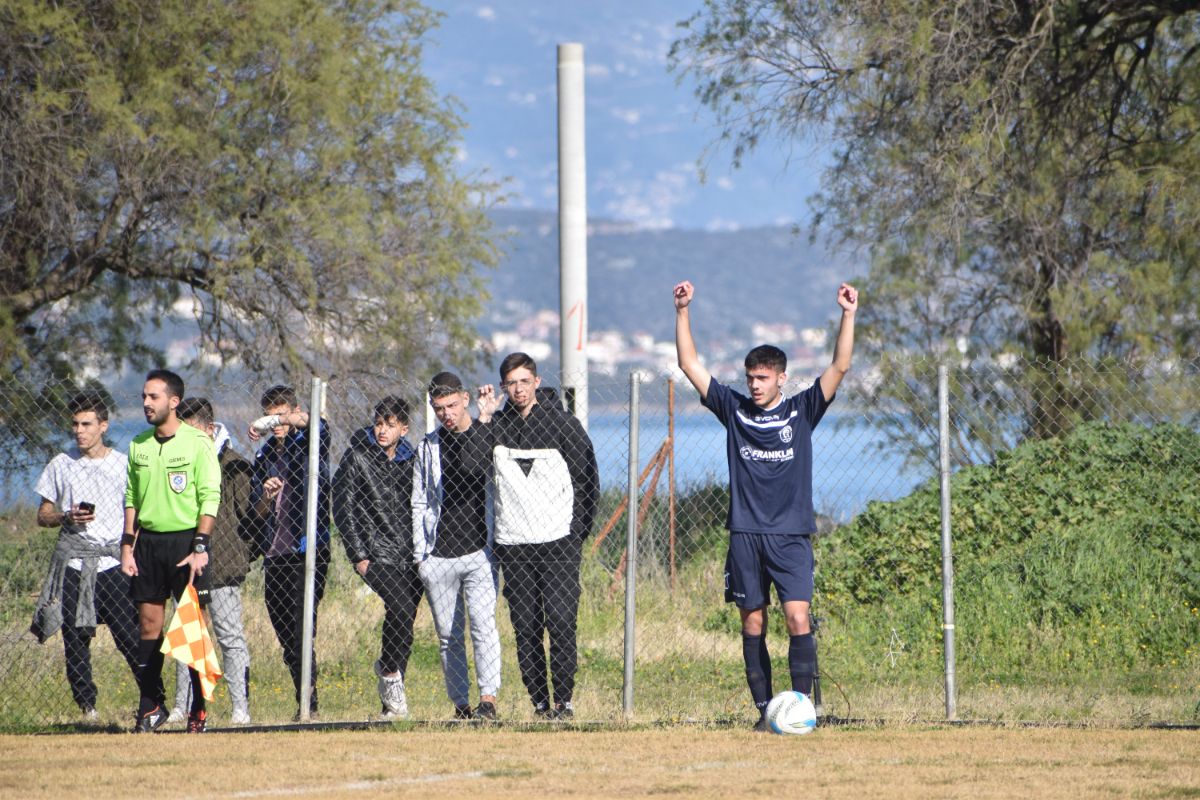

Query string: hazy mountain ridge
482 208 861 347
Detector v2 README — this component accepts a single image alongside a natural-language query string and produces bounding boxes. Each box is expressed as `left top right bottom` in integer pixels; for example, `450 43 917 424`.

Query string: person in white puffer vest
482 353 599 720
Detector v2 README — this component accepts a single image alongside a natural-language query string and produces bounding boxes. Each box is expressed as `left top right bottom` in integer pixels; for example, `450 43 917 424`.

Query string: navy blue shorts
724 532 813 608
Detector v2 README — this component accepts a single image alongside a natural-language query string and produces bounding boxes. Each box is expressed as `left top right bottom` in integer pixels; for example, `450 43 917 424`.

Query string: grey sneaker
230 707 252 725
166 706 187 726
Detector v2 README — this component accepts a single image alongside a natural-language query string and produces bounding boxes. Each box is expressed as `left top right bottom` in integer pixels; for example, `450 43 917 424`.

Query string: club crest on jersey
779 425 793 443
168 471 188 493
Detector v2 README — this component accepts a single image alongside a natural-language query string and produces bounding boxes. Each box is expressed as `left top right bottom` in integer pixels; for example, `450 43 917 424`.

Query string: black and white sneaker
133 705 169 734
534 702 555 720
552 702 574 720
474 701 498 721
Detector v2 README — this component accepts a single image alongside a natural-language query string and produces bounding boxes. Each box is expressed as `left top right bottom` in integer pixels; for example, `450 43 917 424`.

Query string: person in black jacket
332 396 423 718
483 353 599 719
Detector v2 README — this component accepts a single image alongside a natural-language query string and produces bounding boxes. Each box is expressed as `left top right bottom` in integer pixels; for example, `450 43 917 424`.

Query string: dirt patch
2 725 1198 799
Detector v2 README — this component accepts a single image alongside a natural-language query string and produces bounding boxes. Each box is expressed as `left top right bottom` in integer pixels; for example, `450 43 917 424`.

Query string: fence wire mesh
1 356 1197 731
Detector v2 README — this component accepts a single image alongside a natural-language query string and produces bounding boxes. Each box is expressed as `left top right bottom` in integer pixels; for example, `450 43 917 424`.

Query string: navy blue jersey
702 377 832 535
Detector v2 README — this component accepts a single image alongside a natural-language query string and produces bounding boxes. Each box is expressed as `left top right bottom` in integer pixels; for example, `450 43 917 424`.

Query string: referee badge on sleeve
168 471 188 493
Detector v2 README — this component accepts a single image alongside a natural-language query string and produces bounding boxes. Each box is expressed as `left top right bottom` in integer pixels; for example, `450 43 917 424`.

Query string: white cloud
476 6 496 21
506 90 538 107
504 146 519 159
585 63 611 79
598 166 695 230
716 176 734 191
611 107 641 125
454 146 469 163
484 74 504 87
705 217 741 233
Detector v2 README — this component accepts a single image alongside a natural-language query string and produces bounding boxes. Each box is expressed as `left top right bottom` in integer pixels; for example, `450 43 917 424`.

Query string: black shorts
130 530 210 606
723 532 813 608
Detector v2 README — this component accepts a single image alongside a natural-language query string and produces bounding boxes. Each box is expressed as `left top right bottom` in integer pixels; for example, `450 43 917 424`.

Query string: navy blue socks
742 634 773 716
789 633 817 695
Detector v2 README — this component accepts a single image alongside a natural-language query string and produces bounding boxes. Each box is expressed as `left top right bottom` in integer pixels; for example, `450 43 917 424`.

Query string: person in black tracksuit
484 353 599 719
333 396 422 718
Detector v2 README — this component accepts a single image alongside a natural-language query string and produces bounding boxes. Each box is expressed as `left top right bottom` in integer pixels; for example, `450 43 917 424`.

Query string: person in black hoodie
484 353 599 719
332 396 423 718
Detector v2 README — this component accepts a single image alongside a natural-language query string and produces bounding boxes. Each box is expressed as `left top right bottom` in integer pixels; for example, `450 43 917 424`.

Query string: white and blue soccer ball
765 690 817 735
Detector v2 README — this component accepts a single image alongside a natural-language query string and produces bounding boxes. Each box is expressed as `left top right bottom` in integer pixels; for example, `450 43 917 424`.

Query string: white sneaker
231 708 251 725
81 706 99 723
375 660 408 719
166 707 187 726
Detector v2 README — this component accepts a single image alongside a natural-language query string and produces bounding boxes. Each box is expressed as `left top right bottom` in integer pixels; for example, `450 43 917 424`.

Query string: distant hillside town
488 306 829 379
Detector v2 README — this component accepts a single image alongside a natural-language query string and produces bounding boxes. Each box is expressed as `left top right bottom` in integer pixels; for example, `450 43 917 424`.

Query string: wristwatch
193 542 209 554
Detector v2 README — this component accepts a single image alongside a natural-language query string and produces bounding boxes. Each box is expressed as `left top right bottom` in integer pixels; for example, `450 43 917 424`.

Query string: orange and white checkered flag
161 584 222 700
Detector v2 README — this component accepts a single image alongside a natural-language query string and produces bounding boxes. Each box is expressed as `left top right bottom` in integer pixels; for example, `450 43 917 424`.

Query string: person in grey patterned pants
169 402 259 725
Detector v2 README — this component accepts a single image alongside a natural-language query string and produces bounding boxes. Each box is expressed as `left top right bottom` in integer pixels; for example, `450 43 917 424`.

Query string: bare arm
121 507 138 576
37 499 64 528
673 281 712 400
819 283 859 402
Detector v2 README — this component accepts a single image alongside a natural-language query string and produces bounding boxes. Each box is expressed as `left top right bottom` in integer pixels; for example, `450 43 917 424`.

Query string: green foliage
0 0 500 385
817 422 1200 678
0 517 56 623
671 1 1200 443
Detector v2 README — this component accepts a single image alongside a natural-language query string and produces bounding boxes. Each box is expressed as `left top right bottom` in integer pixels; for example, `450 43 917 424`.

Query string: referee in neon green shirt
119 369 221 733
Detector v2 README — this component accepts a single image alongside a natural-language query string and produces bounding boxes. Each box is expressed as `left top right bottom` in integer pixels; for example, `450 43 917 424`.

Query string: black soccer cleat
133 705 169 734
474 701 498 721
752 716 770 733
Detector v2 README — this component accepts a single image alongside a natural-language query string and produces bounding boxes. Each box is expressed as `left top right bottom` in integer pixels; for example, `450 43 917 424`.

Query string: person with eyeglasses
482 352 599 720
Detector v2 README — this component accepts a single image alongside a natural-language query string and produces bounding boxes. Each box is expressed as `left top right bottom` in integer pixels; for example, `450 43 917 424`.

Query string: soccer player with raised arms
672 279 858 731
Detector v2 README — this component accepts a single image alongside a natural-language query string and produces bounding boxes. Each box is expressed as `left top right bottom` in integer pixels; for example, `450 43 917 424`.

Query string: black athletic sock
788 633 817 696
188 668 206 714
135 637 165 715
742 634 773 716
758 634 772 703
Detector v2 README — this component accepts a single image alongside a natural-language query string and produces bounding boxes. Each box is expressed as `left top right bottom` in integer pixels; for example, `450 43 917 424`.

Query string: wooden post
591 440 668 553
608 449 668 598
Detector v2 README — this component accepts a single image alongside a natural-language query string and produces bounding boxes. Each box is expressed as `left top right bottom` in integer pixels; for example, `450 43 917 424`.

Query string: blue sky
422 0 827 231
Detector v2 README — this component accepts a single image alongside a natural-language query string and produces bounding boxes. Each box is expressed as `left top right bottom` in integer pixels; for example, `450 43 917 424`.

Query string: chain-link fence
1 357 1198 731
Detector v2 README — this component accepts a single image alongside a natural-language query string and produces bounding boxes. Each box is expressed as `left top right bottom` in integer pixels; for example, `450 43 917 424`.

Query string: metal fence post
622 371 640 717
937 364 957 720
299 376 322 722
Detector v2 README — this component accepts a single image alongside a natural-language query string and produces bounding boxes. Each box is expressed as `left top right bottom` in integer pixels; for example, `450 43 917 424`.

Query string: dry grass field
2 724 1198 799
